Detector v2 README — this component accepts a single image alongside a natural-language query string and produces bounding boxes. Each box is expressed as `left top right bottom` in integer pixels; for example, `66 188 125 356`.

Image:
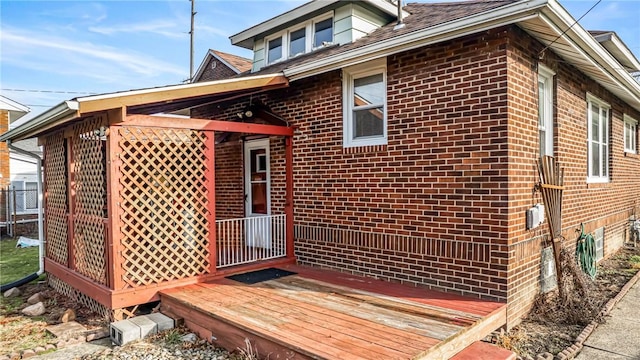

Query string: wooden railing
216 214 287 268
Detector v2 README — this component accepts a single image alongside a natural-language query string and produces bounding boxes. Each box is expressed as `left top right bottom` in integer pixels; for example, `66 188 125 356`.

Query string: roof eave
0 100 79 142
540 0 640 109
593 32 640 72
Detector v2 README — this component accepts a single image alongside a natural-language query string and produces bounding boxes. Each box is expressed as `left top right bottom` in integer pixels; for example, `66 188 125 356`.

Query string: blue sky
1 0 639 122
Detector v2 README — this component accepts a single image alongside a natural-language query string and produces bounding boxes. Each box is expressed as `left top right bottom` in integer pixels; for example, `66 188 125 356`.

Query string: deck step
450 341 516 360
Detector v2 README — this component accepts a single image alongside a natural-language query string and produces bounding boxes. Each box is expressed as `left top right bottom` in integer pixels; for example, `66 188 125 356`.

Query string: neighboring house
1 0 640 354
0 96 39 236
193 49 252 82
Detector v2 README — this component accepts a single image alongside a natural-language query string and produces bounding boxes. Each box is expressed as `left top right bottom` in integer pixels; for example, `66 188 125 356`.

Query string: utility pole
189 0 196 82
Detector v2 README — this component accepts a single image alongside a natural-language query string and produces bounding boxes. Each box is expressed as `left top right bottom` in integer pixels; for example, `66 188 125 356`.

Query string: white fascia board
284 0 547 80
595 33 640 72
0 100 78 142
230 0 341 49
543 0 640 106
0 95 30 113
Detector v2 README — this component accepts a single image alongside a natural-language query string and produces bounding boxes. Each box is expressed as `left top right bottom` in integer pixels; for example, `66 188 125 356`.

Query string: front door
244 138 271 248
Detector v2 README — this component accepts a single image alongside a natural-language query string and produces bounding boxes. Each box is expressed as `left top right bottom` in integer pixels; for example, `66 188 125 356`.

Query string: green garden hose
576 223 597 279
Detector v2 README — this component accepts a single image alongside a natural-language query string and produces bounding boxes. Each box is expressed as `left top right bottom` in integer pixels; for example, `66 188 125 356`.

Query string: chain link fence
0 186 40 238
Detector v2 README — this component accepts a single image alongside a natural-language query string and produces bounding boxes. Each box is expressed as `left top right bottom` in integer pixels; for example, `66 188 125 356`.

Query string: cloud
0 26 187 89
89 19 188 39
36 2 107 24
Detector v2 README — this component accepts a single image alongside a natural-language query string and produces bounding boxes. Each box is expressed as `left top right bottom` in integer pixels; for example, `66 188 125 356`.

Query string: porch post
206 131 217 274
107 126 124 290
285 136 294 260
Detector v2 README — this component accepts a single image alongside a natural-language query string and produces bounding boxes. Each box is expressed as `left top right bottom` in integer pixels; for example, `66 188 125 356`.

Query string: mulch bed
493 246 640 359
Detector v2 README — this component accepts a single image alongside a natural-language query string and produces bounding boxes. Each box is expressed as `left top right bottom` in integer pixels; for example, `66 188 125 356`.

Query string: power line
1 88 97 95
539 0 602 57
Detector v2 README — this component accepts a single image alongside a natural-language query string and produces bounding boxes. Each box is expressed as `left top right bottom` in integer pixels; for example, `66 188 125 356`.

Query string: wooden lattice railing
43 134 68 265
116 126 212 288
72 116 108 285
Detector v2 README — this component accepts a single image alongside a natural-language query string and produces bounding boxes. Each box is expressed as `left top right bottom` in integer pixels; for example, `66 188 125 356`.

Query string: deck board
160 265 506 360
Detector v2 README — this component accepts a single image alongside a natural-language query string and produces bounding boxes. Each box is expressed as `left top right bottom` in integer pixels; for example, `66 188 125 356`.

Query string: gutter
6 140 44 277
0 100 78 142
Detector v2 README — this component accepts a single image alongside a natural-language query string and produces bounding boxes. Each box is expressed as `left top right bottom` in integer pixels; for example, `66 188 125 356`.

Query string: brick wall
197 27 513 304
197 56 239 82
195 25 640 328
505 26 640 326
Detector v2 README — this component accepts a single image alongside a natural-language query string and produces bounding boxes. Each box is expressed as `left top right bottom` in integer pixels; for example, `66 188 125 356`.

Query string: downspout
394 0 405 30
6 140 44 276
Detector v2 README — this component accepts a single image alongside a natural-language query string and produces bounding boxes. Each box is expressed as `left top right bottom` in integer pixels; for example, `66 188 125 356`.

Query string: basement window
594 227 604 261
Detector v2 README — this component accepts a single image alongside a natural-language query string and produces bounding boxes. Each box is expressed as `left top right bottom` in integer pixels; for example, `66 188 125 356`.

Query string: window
267 37 283 64
538 65 555 156
587 94 610 182
314 17 333 47
25 182 38 209
594 227 604 261
262 13 333 65
289 28 306 57
624 115 637 154
343 59 387 147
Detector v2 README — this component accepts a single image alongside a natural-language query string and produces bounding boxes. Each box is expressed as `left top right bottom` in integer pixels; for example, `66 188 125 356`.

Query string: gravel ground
78 329 250 360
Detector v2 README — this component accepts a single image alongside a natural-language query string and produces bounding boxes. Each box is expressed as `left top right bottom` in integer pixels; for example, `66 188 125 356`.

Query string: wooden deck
160 265 506 360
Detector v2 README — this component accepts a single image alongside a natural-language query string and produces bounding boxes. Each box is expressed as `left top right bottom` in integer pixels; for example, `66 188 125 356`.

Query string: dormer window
314 18 333 47
267 37 283 64
264 12 334 65
290 28 306 57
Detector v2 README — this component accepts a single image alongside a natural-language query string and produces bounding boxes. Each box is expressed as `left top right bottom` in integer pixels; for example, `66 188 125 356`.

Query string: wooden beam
120 114 294 136
45 258 113 307
108 127 125 291
106 107 125 125
78 75 289 115
206 131 217 274
285 136 295 260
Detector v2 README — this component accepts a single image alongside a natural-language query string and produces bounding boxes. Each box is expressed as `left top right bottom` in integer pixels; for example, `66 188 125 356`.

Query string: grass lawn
0 238 39 285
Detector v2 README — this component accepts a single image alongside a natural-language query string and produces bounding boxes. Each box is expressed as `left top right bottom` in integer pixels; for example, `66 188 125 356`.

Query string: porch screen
116 126 212 288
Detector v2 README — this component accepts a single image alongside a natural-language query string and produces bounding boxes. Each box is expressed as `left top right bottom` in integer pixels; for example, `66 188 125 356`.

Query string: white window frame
265 31 286 65
624 114 637 154
586 93 610 183
312 14 334 49
342 58 387 148
538 65 555 157
264 11 333 65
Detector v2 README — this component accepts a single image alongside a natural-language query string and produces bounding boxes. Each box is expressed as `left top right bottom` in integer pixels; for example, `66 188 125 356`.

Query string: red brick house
2 0 640 350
